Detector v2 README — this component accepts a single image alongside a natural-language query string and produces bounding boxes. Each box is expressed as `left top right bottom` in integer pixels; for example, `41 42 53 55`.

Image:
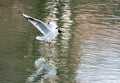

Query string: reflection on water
72 0 120 83
26 58 57 83
0 0 120 83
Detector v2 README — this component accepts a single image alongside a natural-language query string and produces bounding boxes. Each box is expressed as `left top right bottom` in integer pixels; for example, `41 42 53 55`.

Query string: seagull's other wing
22 13 51 35
47 21 58 31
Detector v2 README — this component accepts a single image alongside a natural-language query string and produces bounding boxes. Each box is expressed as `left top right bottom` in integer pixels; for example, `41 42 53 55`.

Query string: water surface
0 0 120 83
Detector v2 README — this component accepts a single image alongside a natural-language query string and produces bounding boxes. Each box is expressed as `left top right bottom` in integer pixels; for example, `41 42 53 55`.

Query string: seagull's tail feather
36 36 45 41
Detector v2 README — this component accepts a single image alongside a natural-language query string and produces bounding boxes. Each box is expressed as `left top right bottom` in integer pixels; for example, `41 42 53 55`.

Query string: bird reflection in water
26 57 57 83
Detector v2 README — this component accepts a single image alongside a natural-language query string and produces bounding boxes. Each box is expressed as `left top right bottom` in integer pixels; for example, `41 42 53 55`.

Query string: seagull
22 13 63 47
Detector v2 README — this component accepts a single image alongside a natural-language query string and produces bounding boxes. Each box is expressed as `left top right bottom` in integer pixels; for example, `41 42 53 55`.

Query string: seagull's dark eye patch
58 29 63 33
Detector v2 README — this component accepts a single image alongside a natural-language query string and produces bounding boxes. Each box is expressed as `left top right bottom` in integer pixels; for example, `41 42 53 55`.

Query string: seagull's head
58 29 64 34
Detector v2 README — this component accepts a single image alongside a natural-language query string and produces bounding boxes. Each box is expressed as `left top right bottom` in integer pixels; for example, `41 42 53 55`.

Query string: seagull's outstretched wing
22 13 51 35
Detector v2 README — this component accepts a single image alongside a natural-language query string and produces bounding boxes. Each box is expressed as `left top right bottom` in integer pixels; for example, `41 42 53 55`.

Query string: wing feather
22 13 50 35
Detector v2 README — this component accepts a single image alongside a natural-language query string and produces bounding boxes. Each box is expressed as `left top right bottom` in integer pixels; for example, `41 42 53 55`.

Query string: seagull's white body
36 30 58 42
22 13 61 47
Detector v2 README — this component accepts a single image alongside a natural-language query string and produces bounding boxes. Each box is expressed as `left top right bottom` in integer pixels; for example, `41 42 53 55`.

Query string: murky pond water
0 0 120 83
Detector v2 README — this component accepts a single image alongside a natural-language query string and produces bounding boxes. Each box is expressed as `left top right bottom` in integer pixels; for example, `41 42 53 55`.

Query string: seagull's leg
48 42 51 47
47 42 51 47
48 42 54 48
50 42 54 48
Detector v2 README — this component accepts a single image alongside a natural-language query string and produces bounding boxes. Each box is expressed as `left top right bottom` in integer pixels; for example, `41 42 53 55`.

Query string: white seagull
22 13 63 47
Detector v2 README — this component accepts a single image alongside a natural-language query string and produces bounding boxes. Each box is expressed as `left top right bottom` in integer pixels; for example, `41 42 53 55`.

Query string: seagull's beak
58 29 64 36
61 31 64 33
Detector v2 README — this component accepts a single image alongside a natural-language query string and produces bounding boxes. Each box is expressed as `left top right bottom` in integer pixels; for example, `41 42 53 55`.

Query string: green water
0 0 120 83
